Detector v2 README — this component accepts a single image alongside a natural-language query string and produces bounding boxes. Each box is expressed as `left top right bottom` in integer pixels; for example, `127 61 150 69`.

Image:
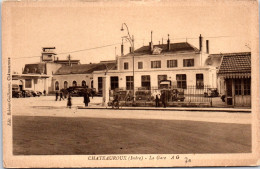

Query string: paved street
12 96 252 155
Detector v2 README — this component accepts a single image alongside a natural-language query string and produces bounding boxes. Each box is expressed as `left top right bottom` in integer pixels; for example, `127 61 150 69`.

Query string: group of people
55 90 91 109
155 91 167 108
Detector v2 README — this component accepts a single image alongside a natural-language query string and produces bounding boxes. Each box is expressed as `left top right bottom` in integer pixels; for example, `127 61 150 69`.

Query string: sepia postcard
2 0 260 168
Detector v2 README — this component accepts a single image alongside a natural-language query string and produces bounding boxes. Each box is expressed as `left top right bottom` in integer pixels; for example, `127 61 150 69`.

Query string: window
138 62 143 69
141 75 151 90
25 79 32 88
167 60 178 68
151 61 161 68
124 62 129 70
110 76 119 90
183 59 194 67
126 76 134 90
72 81 77 87
158 75 167 87
91 80 93 88
64 81 68 89
176 74 187 89
244 79 251 95
98 77 103 93
55 81 59 90
196 74 204 89
235 79 242 95
82 80 86 87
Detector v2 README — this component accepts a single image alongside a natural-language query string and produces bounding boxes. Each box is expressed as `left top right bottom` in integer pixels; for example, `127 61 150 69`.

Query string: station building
93 35 218 95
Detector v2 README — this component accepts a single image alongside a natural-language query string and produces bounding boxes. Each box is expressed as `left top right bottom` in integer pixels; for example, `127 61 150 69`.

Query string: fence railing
109 85 213 103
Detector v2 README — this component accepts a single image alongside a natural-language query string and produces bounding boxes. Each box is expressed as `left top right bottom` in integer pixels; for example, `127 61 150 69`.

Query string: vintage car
171 88 185 102
12 84 22 98
135 90 152 101
67 86 96 97
22 90 32 97
12 90 23 98
31 90 42 97
204 88 219 97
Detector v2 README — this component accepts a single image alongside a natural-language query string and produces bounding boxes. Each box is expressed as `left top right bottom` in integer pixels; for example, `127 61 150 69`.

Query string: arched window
91 80 93 88
64 81 68 89
55 81 59 91
72 81 77 87
82 80 86 87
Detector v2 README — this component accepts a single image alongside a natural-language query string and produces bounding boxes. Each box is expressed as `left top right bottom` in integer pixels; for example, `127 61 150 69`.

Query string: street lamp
121 23 135 102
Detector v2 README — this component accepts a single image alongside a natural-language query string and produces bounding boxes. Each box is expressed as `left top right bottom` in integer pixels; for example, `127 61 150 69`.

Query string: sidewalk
78 105 251 113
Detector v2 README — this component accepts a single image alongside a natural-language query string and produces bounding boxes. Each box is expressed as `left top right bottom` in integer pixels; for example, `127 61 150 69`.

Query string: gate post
102 76 110 108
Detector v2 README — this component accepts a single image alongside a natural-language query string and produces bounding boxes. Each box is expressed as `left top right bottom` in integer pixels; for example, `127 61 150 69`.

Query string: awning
218 73 251 79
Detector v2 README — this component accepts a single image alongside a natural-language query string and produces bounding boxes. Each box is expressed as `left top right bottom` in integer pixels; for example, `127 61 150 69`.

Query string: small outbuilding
217 52 251 107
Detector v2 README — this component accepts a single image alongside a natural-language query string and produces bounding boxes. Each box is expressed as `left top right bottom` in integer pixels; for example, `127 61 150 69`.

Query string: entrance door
98 77 103 94
110 76 119 90
226 79 233 105
19 80 23 91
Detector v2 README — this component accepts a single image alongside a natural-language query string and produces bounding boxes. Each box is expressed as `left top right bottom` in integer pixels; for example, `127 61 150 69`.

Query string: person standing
161 91 167 108
155 94 160 107
60 91 64 101
67 94 72 109
55 91 59 101
84 92 90 107
43 90 46 96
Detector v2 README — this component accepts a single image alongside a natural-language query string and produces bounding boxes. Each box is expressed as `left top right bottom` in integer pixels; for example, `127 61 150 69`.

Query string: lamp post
121 23 135 102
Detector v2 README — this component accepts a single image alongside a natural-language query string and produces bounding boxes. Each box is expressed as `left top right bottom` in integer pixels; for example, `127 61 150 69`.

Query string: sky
6 1 253 73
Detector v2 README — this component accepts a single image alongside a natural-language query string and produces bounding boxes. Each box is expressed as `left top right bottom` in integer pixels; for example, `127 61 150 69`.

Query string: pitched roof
218 52 251 74
23 63 46 74
54 61 117 75
124 42 199 56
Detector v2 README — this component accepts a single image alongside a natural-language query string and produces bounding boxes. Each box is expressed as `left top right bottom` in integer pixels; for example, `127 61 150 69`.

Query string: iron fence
109 85 214 104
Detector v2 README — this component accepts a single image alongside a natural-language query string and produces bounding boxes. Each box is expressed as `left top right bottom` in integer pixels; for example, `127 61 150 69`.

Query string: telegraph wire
11 35 241 60
12 42 121 60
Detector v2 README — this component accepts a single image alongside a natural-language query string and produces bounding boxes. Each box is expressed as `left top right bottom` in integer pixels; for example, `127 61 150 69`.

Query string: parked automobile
171 88 185 101
204 88 219 97
22 90 32 97
12 90 22 98
12 84 22 98
135 90 152 101
31 90 42 97
67 86 96 97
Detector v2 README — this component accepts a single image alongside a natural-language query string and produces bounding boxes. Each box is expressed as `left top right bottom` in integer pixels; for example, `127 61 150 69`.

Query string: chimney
129 47 132 53
121 39 124 56
199 34 203 52
162 38 163 45
149 31 153 51
206 40 209 54
167 34 171 51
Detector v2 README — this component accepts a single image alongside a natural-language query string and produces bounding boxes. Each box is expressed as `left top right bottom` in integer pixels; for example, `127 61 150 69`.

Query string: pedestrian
43 90 46 96
67 94 72 109
83 91 90 107
112 93 119 109
60 91 64 101
55 91 59 101
91 89 95 99
161 91 167 108
22 90 26 98
155 94 160 107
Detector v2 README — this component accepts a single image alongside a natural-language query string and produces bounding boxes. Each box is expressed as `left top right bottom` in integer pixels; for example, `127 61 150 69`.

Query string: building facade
93 38 218 94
